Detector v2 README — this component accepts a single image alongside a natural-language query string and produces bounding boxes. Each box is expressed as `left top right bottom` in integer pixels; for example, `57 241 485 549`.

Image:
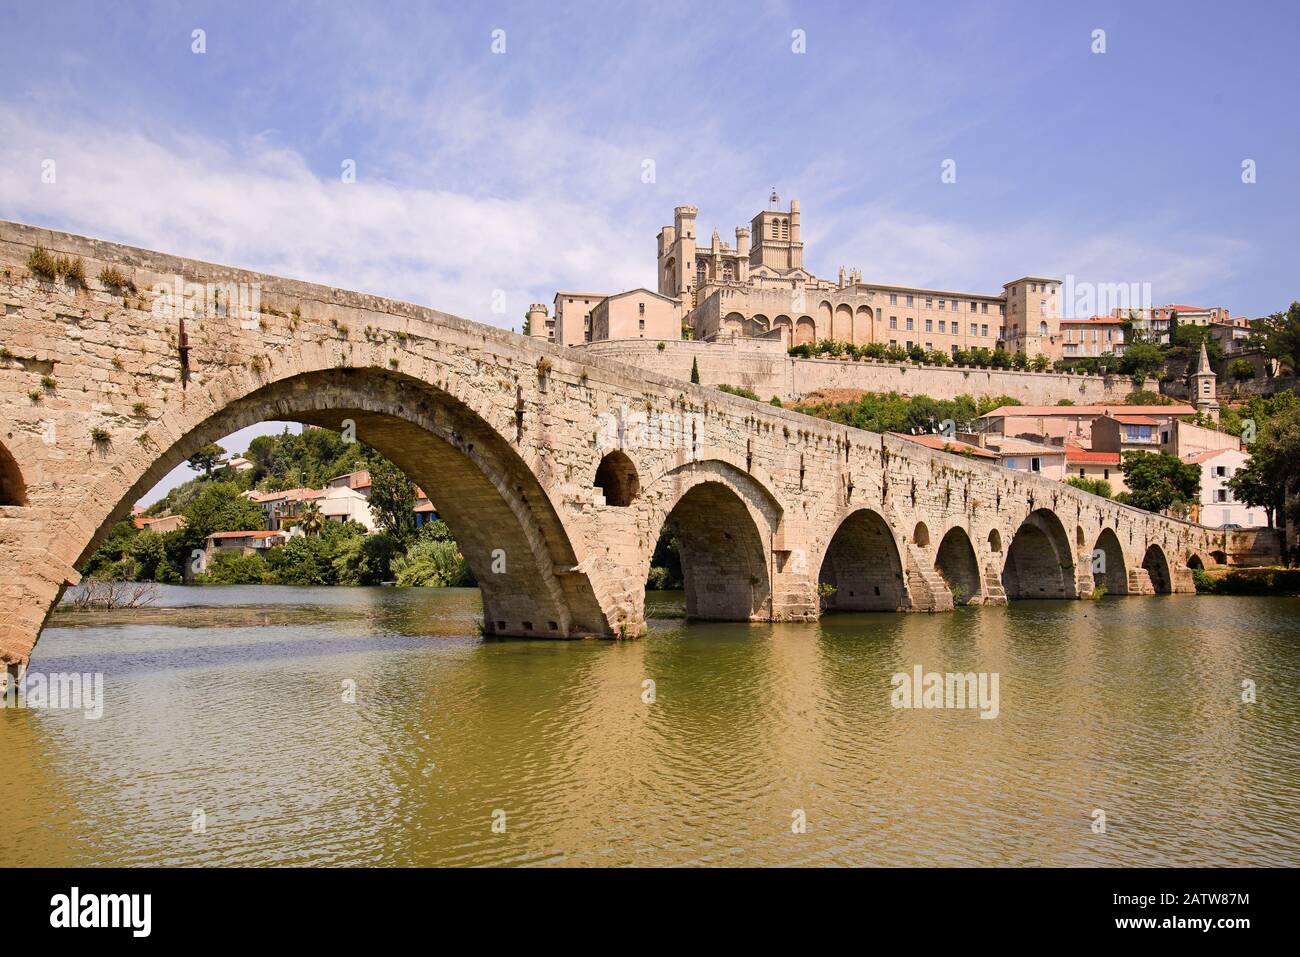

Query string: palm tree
298 501 324 537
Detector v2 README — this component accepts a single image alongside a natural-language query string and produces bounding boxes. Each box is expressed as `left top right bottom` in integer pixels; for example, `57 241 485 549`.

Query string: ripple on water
2 588 1297 866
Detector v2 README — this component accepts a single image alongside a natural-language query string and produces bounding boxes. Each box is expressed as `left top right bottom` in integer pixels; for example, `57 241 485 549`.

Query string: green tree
1228 402 1300 530
367 457 418 544
187 442 226 477
1119 341 1166 380
1228 358 1255 381
201 551 270 585
1119 451 1201 514
690 356 700 384
1065 476 1112 498
1248 301 1300 375
391 537 474 587
298 500 324 536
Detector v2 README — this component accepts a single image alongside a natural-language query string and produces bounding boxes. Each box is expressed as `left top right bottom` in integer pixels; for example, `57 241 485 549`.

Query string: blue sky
2 0 1296 500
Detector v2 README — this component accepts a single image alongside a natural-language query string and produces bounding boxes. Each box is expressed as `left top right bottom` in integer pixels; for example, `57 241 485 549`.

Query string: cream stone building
529 195 1066 358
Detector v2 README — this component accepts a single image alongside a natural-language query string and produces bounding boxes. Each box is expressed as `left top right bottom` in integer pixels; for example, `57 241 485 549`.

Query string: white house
1185 448 1265 527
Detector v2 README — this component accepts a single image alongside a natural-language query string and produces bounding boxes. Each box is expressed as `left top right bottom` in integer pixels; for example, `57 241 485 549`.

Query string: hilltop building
529 195 1063 359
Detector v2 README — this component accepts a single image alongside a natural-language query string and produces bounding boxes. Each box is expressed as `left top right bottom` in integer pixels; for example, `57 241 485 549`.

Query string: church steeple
1192 340 1220 424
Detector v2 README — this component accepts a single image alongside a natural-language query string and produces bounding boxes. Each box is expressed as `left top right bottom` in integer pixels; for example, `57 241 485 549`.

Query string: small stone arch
795 316 816 346
593 450 639 507
1186 553 1204 570
655 480 770 621
818 508 908 611
0 440 27 506
934 526 982 605
1142 543 1173 594
772 315 793 346
1002 508 1076 599
988 528 1002 553
913 522 930 547
1092 527 1128 595
833 303 853 341
1210 549 1228 565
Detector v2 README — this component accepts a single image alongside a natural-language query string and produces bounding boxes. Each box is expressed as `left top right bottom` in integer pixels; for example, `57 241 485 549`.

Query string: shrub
56 256 86 286
98 266 131 290
27 246 57 281
91 427 111 445
656 341 666 352
716 383 760 401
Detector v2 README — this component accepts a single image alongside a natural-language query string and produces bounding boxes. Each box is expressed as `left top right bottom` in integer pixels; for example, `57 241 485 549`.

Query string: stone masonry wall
0 219 1240 668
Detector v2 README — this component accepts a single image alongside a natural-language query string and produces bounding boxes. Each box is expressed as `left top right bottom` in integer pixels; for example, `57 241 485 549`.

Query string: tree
1065 476 1112 498
1119 451 1201 514
690 356 700 384
1249 301 1300 375
187 442 226 477
298 501 324 537
1119 341 1165 380
1228 403 1300 531
1228 358 1255 382
367 457 418 544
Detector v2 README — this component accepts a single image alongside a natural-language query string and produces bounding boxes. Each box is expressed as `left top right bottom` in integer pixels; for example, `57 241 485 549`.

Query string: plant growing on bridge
56 255 86 287
97 266 133 292
27 245 57 281
90 427 111 446
817 581 837 610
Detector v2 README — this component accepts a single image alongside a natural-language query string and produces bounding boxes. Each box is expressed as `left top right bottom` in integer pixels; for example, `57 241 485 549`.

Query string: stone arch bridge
0 222 1238 667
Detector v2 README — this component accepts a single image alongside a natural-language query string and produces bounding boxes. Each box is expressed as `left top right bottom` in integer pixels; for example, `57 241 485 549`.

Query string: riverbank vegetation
82 427 473 587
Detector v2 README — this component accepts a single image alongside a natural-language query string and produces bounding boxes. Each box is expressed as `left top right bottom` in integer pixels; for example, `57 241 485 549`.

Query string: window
981 324 989 336
889 340 897 348
906 341 914 351
638 302 645 316
939 320 946 333
925 319 933 332
999 305 1005 316
1030 457 1041 472
982 303 989 314
889 316 897 329
972 301 979 312
925 297 933 309
938 299 946 311
1004 458 1016 470
906 318 914 330
889 294 897 305
925 342 933 350
1215 489 1229 502
951 344 959 355
1079 468 1086 478
970 323 977 336
1103 468 1110 480
1161 430 1170 444
1214 465 1227 477
906 295 914 306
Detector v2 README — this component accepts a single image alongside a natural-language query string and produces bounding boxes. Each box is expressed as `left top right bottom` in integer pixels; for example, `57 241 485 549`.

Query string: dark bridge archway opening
819 508 908 612
0 441 26 506
935 526 982 605
1186 554 1204 570
593 451 639 507
1143 544 1173 594
1091 528 1129 595
655 480 770 621
1002 508 1076 599
68 368 609 639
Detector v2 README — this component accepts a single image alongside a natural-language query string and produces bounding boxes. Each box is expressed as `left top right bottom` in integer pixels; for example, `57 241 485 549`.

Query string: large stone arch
795 316 816 345
0 440 26 506
854 305 873 345
1092 527 1129 595
641 470 773 622
816 508 910 612
8 363 614 664
934 525 982 605
1001 508 1077 599
1142 543 1173 594
772 315 793 347
816 301 833 340
833 303 853 342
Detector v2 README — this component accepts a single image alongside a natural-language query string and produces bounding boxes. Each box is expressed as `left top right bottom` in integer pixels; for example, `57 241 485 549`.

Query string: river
1 586 1296 866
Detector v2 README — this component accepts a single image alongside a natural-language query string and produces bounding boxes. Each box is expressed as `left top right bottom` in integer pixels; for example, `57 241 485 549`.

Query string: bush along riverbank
1194 567 1300 595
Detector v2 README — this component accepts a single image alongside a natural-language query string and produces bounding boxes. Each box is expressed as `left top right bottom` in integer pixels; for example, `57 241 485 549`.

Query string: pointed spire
1197 339 1211 373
